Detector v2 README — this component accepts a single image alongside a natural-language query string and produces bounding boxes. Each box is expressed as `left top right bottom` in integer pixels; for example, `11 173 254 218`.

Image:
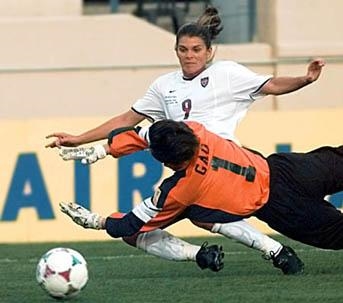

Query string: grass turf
1 236 343 303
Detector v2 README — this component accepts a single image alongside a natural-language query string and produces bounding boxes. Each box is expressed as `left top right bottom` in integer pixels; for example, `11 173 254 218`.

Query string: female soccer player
47 6 324 274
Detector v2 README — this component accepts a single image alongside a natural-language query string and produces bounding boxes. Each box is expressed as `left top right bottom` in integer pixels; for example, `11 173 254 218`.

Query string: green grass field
1 235 343 303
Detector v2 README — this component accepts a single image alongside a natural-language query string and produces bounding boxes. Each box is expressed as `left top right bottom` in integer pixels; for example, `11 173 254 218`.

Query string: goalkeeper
60 120 343 271
47 6 324 275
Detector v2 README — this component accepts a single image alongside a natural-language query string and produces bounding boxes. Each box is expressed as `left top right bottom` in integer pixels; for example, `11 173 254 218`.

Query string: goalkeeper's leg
123 229 199 261
122 230 224 272
193 219 304 275
110 212 224 272
209 220 282 257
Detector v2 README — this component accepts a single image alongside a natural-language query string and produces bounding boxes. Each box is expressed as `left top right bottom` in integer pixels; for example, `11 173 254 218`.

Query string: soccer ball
36 247 88 299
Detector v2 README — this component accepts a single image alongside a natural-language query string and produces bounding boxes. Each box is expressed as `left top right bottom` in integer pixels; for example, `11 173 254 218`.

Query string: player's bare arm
260 58 325 95
45 110 145 148
306 58 325 82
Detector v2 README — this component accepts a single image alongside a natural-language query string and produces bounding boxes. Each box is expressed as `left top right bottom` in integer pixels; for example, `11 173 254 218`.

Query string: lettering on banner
1 146 342 222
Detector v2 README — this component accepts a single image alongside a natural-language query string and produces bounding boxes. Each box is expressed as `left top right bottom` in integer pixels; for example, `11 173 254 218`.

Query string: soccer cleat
195 242 224 272
269 245 304 275
59 202 103 230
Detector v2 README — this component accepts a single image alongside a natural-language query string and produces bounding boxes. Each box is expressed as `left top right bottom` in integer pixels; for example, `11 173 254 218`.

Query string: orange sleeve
108 126 148 158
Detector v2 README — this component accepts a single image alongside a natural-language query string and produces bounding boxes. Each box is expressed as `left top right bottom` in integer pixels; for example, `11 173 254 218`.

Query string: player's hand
306 58 325 83
45 132 80 148
60 202 103 229
59 144 107 164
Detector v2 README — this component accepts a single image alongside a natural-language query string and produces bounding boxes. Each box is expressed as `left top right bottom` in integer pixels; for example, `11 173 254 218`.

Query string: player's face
176 36 212 79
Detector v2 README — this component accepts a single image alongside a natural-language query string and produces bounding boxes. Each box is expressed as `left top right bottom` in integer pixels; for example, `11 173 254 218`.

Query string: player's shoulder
153 70 182 84
149 70 182 94
210 60 241 68
206 60 243 74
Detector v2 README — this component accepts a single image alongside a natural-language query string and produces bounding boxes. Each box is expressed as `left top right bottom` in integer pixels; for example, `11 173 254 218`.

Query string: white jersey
132 60 271 143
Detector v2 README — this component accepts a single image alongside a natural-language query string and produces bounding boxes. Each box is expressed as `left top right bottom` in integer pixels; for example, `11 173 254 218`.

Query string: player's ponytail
175 6 223 49
196 6 223 42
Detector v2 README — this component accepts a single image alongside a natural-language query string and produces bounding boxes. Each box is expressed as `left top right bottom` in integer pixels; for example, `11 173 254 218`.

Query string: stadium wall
0 0 81 17
0 11 342 120
0 14 275 119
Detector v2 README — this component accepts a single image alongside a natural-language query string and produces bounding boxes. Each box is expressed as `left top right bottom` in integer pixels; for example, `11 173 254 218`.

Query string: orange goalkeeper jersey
108 121 270 216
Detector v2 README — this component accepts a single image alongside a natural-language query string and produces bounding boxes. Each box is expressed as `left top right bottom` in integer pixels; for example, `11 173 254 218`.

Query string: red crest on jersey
200 77 209 87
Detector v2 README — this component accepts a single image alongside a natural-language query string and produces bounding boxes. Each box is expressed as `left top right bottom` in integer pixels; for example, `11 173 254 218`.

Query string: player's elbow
104 213 145 238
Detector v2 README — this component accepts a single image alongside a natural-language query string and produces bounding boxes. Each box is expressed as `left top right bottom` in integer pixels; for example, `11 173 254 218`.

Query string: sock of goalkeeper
211 220 282 257
128 221 282 261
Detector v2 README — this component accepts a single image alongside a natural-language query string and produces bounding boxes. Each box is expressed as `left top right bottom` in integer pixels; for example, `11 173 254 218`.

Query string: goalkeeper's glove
59 144 107 164
59 202 103 230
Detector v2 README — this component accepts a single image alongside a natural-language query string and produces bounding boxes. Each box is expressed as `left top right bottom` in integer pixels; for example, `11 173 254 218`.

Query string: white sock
212 220 282 257
136 229 200 261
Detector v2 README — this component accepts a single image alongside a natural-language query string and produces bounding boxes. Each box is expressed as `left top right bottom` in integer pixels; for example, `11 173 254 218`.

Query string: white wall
0 3 342 119
0 0 81 17
257 0 343 56
0 14 276 119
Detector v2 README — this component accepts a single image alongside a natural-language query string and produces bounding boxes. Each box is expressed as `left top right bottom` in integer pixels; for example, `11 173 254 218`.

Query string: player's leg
114 210 199 261
299 199 343 249
122 230 224 272
268 146 343 198
110 211 224 272
191 220 281 255
257 147 343 249
314 145 343 194
59 202 224 271
256 196 343 250
187 206 304 275
210 220 282 256
122 229 199 261
212 221 304 275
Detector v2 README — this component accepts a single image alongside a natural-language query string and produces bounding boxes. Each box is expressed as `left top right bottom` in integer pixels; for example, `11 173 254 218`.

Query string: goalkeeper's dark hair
175 6 223 49
148 120 199 166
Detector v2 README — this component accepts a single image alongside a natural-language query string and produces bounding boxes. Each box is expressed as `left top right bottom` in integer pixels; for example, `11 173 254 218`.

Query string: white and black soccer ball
36 247 88 299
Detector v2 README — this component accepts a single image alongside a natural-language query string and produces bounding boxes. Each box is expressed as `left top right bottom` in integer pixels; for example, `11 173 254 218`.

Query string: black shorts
254 146 343 249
